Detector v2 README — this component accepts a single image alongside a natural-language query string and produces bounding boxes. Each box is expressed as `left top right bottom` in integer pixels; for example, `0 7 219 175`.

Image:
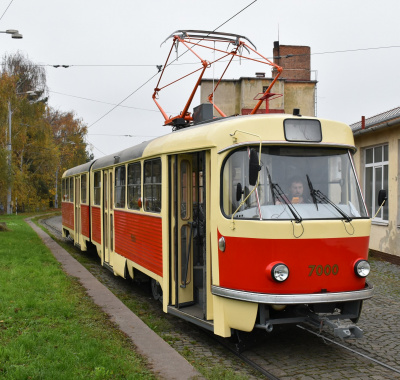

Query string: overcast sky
1 0 399 159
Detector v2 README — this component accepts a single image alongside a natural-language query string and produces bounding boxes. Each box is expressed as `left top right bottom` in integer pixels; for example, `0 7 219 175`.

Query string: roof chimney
361 116 365 129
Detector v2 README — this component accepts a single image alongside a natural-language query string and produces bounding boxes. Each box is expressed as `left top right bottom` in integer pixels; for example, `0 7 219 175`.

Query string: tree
2 51 47 102
45 108 91 208
0 52 91 212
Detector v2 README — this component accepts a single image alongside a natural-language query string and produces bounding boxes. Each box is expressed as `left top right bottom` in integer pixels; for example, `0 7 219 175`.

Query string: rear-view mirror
249 149 261 186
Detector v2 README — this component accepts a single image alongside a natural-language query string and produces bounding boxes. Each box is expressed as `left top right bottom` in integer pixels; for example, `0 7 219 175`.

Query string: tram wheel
151 278 163 303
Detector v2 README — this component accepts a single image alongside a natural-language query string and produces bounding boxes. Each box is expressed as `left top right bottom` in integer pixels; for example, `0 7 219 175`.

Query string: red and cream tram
62 31 379 339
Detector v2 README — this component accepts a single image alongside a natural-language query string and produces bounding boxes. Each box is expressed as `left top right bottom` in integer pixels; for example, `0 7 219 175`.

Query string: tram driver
276 176 309 205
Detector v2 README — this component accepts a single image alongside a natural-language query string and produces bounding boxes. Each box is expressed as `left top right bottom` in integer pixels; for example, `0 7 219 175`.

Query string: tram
62 31 381 339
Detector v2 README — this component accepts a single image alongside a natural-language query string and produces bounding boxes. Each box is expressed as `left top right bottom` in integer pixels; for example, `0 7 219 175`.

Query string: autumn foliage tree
0 52 91 212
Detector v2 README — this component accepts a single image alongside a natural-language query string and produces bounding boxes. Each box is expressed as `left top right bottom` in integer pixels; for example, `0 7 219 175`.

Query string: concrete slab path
27 218 202 380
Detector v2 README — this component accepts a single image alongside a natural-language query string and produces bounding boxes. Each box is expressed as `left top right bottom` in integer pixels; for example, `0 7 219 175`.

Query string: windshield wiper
306 174 319 210
306 174 352 222
266 166 302 223
266 166 276 205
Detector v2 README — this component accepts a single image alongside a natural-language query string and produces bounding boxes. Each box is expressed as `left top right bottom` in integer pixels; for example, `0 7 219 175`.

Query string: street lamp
0 29 23 39
6 91 38 214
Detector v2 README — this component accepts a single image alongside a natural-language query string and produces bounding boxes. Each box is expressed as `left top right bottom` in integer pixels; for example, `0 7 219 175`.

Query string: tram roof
62 160 95 177
63 114 356 175
91 140 150 171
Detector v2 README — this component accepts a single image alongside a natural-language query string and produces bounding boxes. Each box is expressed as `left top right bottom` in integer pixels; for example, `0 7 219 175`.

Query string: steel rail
211 334 281 380
297 324 400 375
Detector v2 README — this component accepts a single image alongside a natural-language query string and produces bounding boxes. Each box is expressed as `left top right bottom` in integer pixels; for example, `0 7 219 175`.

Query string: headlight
272 263 289 282
354 260 370 278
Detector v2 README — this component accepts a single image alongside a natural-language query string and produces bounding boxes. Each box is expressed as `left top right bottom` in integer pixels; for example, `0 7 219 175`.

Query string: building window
127 162 141 210
94 172 101 206
144 158 161 213
364 145 388 221
114 165 126 208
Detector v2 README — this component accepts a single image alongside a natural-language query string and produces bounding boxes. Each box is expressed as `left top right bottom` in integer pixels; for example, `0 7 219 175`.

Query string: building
350 107 400 264
200 42 317 117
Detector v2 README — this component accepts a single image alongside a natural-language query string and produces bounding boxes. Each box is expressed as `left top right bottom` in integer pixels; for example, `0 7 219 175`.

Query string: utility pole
7 101 12 214
6 91 37 214
2 29 23 214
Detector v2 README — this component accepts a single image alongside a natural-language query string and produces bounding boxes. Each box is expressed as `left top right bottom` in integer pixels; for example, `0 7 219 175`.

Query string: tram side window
128 162 141 210
66 178 70 201
81 174 87 204
115 165 126 208
94 172 101 206
62 179 66 201
69 176 74 202
144 158 161 213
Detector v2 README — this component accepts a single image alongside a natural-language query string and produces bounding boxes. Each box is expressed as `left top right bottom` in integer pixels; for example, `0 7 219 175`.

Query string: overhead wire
88 133 159 138
0 0 14 23
41 44 400 69
49 90 160 113
87 72 159 129
85 137 106 156
87 0 259 133
54 0 399 156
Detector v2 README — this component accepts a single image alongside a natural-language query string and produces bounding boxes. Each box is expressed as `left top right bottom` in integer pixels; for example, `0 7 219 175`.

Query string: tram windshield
221 146 368 220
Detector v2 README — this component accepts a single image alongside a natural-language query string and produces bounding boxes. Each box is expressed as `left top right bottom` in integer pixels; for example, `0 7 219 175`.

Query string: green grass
0 214 155 380
33 214 259 379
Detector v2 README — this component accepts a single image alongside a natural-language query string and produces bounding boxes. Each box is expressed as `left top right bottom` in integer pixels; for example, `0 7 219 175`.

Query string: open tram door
168 151 212 328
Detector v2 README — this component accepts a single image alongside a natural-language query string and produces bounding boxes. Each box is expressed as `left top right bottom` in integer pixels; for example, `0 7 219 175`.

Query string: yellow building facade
200 42 316 118
200 77 316 117
351 107 400 263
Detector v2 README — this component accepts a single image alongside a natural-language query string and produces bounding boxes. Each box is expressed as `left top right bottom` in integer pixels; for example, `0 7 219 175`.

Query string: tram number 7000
308 264 339 277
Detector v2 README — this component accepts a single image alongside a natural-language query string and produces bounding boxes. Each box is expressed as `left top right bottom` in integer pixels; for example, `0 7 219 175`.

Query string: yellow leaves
0 53 91 211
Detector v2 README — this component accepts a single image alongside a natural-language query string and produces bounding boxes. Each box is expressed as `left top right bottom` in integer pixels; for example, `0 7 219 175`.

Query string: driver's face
290 182 303 197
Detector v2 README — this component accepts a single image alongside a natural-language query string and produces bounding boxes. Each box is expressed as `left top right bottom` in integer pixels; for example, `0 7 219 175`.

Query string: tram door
74 176 81 244
172 152 207 316
103 169 114 267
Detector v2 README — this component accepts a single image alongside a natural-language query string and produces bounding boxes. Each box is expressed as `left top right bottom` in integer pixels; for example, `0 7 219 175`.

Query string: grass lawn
0 214 155 379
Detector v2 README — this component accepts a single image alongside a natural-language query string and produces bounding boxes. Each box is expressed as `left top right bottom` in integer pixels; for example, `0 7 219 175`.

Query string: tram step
195 286 205 308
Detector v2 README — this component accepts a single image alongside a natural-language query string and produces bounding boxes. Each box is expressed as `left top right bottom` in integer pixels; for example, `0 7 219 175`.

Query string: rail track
40 215 400 379
297 324 400 377
209 322 400 379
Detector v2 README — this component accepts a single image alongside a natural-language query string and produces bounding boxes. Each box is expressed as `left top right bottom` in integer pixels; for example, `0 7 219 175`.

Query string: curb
26 218 202 380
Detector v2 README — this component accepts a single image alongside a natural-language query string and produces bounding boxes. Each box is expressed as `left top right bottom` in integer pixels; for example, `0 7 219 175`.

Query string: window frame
127 161 142 210
81 174 87 204
143 158 162 213
114 165 126 209
93 171 101 206
62 178 67 202
364 144 389 222
69 177 74 202
220 145 368 221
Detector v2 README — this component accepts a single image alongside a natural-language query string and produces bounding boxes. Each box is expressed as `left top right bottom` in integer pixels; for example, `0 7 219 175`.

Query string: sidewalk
27 218 202 380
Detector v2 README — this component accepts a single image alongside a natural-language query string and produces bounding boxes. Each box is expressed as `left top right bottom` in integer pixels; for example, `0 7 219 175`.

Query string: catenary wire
49 90 160 113
88 133 159 138
85 137 106 156
0 0 14 23
86 0 259 134
42 44 400 69
87 72 159 129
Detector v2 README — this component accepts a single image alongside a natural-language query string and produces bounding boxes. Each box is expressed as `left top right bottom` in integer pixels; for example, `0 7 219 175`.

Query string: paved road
42 215 400 379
